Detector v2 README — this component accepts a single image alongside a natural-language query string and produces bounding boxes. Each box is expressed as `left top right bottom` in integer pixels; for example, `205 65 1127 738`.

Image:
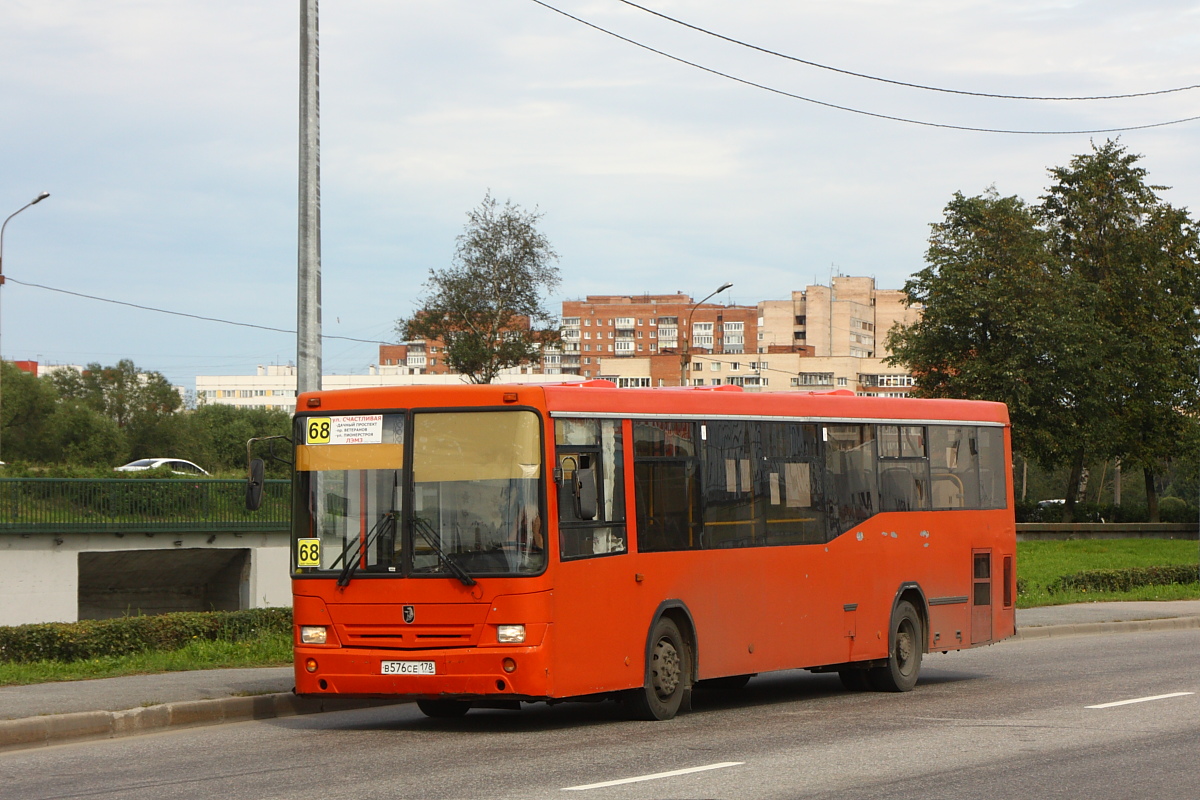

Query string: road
2 628 1197 800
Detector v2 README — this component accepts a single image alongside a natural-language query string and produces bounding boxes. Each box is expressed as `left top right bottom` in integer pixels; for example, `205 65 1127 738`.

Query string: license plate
381 660 436 675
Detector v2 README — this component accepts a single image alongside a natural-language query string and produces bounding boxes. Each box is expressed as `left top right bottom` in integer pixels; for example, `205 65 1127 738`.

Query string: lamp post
679 282 732 386
0 191 51 465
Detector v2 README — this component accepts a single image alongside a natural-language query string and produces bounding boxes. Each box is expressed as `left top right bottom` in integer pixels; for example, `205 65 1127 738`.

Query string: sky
2 0 1199 392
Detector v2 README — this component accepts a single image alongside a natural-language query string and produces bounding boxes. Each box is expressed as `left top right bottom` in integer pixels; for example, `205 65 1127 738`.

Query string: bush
1047 565 1199 594
0 608 292 664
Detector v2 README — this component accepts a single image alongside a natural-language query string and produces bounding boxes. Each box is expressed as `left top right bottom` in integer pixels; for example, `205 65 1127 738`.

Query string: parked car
115 458 210 476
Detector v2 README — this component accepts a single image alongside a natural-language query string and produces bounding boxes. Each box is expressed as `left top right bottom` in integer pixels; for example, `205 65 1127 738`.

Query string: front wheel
627 617 692 720
869 600 923 692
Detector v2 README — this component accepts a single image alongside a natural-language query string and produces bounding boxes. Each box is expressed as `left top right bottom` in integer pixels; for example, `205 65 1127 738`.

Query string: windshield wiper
412 516 477 586
335 511 397 587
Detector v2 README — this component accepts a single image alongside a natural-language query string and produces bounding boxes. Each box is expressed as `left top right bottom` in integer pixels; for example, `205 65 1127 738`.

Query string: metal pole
297 0 322 395
0 191 51 465
679 283 732 386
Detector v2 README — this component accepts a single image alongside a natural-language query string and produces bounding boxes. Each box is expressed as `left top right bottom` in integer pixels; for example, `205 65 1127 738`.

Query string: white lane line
562 761 744 791
1086 691 1194 709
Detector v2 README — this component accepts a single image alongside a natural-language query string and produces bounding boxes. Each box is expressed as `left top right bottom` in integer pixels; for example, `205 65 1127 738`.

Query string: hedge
1047 565 1200 594
0 608 292 664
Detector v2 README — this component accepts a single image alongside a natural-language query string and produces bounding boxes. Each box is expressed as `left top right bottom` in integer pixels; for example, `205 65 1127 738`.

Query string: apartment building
559 293 759 379
757 276 918 358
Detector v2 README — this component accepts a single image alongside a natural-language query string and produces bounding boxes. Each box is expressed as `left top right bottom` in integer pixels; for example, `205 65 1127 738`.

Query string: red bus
287 381 1015 720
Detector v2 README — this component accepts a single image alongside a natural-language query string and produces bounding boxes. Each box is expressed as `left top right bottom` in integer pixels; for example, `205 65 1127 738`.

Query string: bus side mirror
574 467 597 520
246 458 265 511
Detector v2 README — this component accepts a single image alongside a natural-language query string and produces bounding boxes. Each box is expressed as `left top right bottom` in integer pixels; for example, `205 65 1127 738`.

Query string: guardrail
0 478 290 533
1017 523 1198 541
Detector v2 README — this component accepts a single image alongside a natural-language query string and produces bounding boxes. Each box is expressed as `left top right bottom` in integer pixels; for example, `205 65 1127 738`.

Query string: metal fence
0 478 291 533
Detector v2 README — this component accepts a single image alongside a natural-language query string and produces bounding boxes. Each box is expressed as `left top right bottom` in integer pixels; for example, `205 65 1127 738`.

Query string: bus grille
336 623 477 649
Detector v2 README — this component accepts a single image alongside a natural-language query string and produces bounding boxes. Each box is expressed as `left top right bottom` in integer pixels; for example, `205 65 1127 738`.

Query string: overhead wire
528 0 1200 135
5 276 392 346
612 0 1200 101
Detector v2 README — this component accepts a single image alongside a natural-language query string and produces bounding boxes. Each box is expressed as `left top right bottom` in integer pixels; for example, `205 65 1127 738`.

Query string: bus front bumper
293 645 553 700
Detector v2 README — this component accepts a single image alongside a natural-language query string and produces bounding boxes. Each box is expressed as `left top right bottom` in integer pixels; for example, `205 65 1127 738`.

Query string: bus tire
417 699 472 718
869 600 923 692
627 617 691 720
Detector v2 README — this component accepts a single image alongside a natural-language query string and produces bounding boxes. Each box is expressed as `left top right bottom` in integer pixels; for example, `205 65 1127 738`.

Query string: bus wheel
838 668 871 691
628 617 691 720
869 600 923 692
417 699 472 718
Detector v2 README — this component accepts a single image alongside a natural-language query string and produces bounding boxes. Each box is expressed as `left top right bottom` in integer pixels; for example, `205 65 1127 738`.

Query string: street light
679 282 733 386
0 191 51 465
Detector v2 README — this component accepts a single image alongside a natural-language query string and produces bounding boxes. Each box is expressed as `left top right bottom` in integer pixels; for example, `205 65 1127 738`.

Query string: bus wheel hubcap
651 639 680 698
896 628 913 671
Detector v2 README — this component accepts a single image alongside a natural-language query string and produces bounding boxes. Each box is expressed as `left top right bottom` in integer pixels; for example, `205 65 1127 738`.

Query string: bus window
928 425 981 509
825 424 877 536
877 425 930 513
555 418 627 558
634 420 701 551
976 426 1008 509
760 422 825 545
702 421 758 548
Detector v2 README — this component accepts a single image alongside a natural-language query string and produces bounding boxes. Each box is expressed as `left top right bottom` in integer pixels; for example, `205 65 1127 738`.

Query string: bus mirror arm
245 435 293 511
575 468 598 520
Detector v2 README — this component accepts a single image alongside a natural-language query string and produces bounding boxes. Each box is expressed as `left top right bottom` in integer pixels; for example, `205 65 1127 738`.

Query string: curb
1015 615 1200 640
0 693 404 753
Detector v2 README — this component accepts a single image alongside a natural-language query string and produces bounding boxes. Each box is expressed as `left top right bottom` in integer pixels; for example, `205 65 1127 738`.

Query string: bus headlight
497 624 526 644
300 626 328 644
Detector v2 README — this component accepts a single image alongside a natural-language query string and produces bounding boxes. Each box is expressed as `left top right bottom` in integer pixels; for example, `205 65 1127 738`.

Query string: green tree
0 361 61 463
188 404 293 476
397 192 561 384
1040 140 1200 520
889 141 1200 521
46 402 127 466
49 359 182 430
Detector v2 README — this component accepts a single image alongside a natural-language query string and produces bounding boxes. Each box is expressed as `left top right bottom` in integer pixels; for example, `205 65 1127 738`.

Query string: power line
613 0 1200 101
6 277 392 346
529 0 1200 135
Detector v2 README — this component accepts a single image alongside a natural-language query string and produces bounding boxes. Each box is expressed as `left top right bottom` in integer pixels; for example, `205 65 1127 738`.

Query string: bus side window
633 420 700 551
877 425 930 512
555 418 627 559
976 427 1007 509
824 424 877 537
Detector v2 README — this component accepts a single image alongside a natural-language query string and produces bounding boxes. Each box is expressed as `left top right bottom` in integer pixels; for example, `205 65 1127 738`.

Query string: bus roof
297 382 1009 426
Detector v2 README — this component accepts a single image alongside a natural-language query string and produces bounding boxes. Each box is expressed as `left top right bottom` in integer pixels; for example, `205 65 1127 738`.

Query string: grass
1017 539 1200 607
0 632 292 687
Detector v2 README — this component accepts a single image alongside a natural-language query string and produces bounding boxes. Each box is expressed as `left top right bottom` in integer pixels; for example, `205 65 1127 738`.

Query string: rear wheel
627 617 691 720
869 600 923 692
417 699 472 718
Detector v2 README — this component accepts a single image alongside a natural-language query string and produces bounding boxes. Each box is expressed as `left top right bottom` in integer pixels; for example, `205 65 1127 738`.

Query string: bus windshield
293 409 546 579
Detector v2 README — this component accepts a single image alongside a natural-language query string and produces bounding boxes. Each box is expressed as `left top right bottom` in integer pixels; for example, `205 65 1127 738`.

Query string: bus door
971 549 992 644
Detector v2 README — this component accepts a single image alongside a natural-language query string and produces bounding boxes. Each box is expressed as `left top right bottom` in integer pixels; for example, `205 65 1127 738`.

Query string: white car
115 458 210 476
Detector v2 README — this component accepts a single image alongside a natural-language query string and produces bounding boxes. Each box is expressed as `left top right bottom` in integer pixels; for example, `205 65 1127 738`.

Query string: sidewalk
3 601 1199 752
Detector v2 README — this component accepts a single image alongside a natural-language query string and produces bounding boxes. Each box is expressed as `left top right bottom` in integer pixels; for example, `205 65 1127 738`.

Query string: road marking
1086 691 1194 709
562 762 744 791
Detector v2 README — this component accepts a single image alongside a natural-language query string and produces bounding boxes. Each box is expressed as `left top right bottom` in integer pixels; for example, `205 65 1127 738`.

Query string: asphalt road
2 628 1197 800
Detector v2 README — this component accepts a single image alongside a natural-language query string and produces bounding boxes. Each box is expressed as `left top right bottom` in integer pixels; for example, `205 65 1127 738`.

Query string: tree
888 141 1200 521
397 192 561 384
49 359 182 429
1040 140 1200 520
0 361 61 463
886 190 1107 474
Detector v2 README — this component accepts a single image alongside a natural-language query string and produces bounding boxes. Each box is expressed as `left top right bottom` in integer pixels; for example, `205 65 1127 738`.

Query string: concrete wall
0 530 291 626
